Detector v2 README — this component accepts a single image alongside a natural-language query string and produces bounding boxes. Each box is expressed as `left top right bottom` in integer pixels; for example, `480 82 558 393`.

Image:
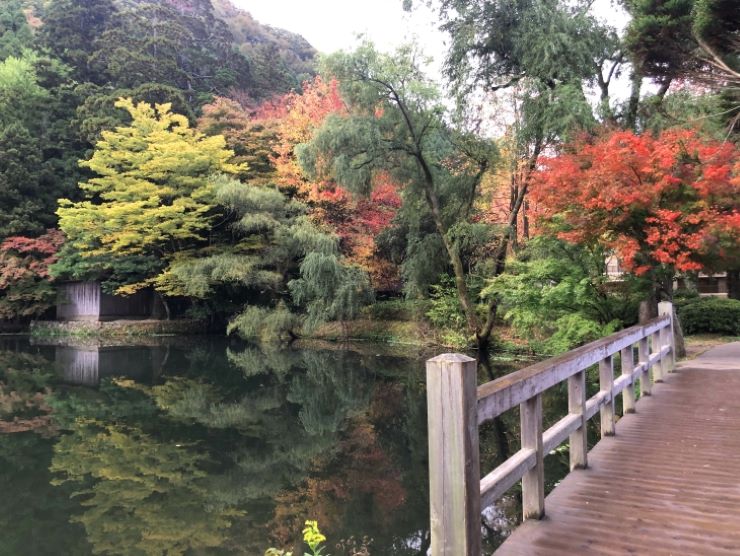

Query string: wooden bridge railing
426 302 676 555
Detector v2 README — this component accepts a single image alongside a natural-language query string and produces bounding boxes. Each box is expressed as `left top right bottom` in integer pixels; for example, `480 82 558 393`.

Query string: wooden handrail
426 302 676 556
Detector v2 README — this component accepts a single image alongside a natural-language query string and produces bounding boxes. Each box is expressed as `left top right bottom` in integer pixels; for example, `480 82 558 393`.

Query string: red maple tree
532 129 739 278
0 230 64 319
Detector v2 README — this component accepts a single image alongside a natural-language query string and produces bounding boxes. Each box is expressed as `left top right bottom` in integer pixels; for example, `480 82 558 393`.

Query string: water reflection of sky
0 336 531 555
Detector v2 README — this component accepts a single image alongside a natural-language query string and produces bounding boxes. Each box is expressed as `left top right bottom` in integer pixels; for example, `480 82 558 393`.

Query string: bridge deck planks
495 358 740 556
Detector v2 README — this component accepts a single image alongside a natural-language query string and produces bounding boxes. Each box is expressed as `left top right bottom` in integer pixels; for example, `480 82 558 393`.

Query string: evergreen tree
0 0 33 61
0 124 46 237
89 0 251 106
0 54 76 237
39 0 117 83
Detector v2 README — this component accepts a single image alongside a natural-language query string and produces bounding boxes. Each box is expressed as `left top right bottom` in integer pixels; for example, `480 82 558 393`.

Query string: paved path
495 343 740 556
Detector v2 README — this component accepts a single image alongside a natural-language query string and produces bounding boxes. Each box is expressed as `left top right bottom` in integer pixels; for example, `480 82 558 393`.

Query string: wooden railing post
521 393 544 519
658 301 675 372
638 337 651 396
568 370 587 470
599 356 616 437
426 354 481 556
620 346 636 414
651 329 664 382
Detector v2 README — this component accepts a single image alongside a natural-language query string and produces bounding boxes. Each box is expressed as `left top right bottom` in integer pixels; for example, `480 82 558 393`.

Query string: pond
0 335 571 555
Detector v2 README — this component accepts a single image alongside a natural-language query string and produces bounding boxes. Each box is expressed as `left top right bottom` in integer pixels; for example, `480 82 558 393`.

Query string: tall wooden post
568 370 588 469
651 330 664 382
426 354 481 556
638 337 651 396
521 393 545 519
658 301 676 372
620 346 636 414
599 355 616 437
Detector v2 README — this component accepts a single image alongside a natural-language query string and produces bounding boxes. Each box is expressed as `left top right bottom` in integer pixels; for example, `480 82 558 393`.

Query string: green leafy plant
678 298 740 335
302 520 328 555
265 520 329 556
483 239 628 354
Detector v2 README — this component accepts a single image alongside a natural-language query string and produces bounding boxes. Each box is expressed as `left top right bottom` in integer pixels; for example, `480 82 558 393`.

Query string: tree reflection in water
0 338 529 555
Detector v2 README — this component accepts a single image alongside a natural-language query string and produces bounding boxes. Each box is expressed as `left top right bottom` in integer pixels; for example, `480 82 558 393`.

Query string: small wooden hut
56 281 156 321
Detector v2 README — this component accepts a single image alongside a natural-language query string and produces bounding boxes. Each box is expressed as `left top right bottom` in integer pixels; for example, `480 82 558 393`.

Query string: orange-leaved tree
532 128 739 300
272 77 402 290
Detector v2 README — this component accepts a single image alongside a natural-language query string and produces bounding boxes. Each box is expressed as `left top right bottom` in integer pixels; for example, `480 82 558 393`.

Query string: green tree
73 82 195 144
483 238 639 353
156 175 372 340
89 1 250 105
0 0 33 60
624 0 739 133
298 43 502 348
55 98 244 296
0 53 74 237
625 0 739 91
39 0 117 83
0 124 47 237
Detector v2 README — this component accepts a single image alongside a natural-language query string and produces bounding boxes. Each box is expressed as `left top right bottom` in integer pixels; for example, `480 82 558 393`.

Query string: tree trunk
728 269 740 300
672 305 687 358
479 355 511 460
625 70 642 131
638 300 657 324
159 293 171 321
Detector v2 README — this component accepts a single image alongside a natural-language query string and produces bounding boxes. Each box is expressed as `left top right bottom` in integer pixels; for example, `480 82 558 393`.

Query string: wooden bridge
425 302 740 555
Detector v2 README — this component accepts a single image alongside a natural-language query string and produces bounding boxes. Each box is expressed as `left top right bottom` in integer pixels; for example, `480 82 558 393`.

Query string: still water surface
0 335 565 555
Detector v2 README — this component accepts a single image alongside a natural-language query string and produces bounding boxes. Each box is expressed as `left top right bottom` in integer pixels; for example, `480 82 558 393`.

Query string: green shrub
678 297 740 335
226 302 299 343
673 288 701 309
426 276 467 332
362 298 431 321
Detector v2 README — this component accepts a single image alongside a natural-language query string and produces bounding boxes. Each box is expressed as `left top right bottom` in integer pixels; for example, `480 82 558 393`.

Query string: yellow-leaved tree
56 98 244 295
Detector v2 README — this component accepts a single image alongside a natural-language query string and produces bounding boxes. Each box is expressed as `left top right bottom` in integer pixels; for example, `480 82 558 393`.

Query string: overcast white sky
232 0 628 56
233 0 447 78
233 0 633 102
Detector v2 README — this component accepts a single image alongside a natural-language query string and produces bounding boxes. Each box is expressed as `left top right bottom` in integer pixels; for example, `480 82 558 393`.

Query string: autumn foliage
0 229 64 319
270 76 347 201
533 129 739 275
265 77 403 289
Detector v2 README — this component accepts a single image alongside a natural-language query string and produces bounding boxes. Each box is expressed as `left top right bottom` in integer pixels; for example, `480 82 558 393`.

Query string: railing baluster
638 337 651 396
599 355 616 437
621 346 636 414
521 393 544 519
568 370 587 470
426 354 480 556
651 330 664 382
658 302 675 372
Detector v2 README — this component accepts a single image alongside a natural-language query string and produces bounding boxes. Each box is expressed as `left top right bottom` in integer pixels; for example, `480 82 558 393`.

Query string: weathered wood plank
567 370 587 470
521 394 544 520
478 316 669 423
543 412 581 456
585 391 608 420
426 354 481 556
480 448 536 509
611 372 632 398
